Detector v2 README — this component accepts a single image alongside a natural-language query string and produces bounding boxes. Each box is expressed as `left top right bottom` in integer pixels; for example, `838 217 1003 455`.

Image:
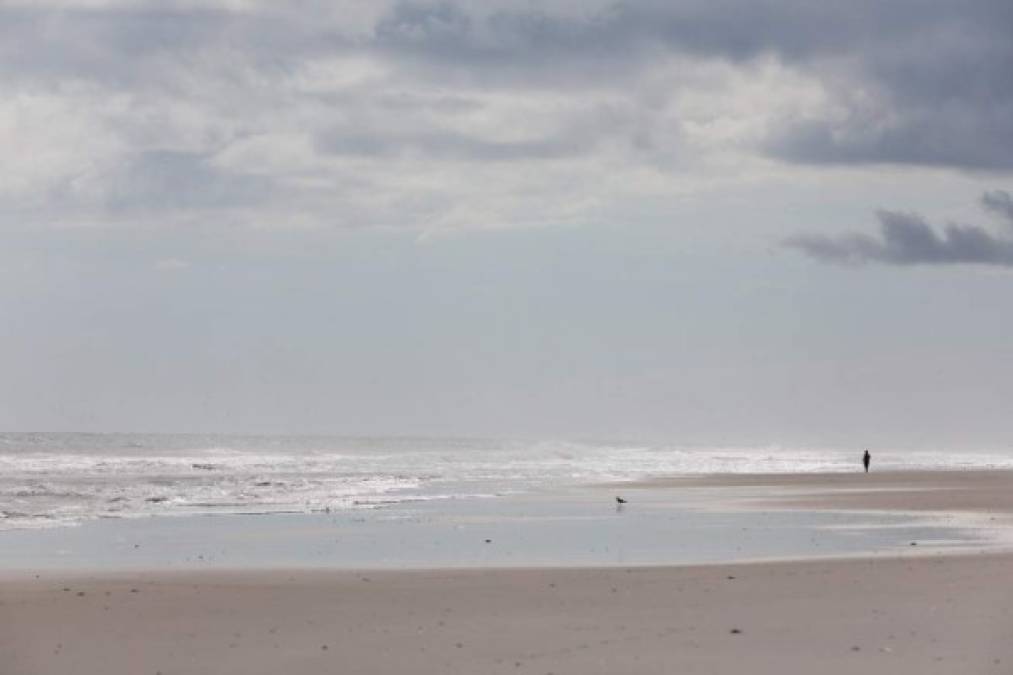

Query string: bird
615 496 627 504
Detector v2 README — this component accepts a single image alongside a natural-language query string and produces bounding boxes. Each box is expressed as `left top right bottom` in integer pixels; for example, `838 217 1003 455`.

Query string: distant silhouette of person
863 450 871 473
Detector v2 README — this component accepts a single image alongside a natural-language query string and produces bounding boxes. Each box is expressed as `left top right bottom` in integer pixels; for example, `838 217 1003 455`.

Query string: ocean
3 432 1013 531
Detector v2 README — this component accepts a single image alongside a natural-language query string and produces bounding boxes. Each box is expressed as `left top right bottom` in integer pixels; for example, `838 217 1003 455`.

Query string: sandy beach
649 469 1013 515
4 470 1013 674
3 555 1012 675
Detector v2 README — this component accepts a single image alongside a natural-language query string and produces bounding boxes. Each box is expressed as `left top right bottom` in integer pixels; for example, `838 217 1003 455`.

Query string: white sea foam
2 433 1012 530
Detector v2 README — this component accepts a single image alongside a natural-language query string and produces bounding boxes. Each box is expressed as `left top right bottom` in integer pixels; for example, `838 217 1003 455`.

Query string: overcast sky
3 0 1013 448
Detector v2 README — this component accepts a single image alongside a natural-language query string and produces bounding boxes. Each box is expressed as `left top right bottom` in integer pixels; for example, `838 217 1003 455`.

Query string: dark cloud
769 112 1013 171
741 2 1013 169
982 190 1013 225
784 194 1013 267
370 1 1013 170
372 1 910 67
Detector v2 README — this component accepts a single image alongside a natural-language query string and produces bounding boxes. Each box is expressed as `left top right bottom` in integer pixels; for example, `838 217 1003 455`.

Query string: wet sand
4 470 1013 674
639 469 1013 514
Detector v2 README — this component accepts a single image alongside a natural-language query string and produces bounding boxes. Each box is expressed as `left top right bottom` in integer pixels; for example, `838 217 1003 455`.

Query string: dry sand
4 470 1013 675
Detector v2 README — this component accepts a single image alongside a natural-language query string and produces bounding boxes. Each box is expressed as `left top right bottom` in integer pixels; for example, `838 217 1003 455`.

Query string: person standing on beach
863 450 871 473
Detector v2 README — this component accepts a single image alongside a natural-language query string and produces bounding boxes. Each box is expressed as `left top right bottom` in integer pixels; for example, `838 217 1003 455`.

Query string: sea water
3 432 1013 532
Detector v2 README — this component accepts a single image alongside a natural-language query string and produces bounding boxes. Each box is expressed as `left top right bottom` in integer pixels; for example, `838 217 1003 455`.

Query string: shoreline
2 470 1005 571
6 469 1013 673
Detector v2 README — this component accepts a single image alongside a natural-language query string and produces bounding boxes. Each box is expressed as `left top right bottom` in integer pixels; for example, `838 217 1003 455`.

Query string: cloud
371 1 902 72
0 6 237 86
369 0 1013 173
318 128 586 161
768 112 1013 171
784 193 1013 267
100 151 274 213
378 0 1013 171
3 1 1013 233
982 190 1013 225
754 2 1013 170
376 0 1013 172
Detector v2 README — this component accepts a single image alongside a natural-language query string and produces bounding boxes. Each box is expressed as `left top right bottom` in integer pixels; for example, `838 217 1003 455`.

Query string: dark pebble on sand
910 542 918 546
730 628 742 634
852 646 861 651
76 591 85 597
727 576 736 580
484 539 492 543
322 645 328 650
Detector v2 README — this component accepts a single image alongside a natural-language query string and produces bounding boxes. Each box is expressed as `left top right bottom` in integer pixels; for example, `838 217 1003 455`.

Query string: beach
4 469 1013 674
3 554 1012 675
6 0 1013 670
652 469 1013 515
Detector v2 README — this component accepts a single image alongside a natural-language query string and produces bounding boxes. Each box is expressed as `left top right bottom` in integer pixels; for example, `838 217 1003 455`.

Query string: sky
2 0 1013 448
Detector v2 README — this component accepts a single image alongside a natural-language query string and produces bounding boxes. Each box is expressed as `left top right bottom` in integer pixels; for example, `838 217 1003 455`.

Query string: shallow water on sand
0 486 993 571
